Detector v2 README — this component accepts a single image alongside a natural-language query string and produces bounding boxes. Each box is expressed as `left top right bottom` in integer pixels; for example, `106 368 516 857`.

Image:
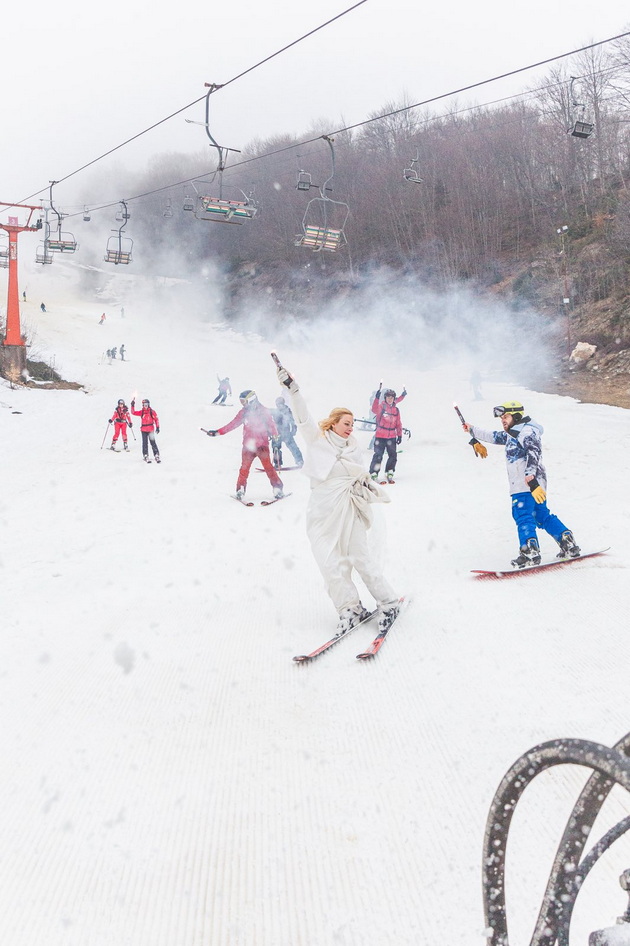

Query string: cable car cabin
295 224 346 253
35 243 53 265
47 234 78 253
104 236 133 265
198 196 257 224
570 120 594 139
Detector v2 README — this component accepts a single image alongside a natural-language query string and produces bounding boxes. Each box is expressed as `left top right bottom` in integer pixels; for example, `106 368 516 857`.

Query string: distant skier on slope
213 376 232 404
275 362 399 637
271 396 303 469
462 400 580 567
108 399 132 451
205 390 283 500
131 397 160 463
369 385 406 483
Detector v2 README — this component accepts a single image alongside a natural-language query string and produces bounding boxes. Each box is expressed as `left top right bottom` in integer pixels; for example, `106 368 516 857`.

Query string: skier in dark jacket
271 396 303 469
369 385 406 483
463 400 580 567
108 399 132 450
131 397 160 462
206 390 283 500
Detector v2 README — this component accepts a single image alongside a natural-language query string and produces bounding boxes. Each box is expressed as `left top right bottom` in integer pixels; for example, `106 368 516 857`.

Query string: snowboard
472 548 609 579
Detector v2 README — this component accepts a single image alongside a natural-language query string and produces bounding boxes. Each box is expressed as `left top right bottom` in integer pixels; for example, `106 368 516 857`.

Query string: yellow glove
528 478 546 504
469 437 488 459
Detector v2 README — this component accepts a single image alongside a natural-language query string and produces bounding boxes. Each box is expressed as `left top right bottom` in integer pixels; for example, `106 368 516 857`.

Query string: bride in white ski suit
277 367 398 621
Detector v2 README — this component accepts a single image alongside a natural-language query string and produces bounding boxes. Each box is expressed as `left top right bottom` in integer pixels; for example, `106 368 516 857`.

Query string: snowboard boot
511 537 542 568
235 487 245 500
377 602 400 634
336 604 371 636
556 530 581 559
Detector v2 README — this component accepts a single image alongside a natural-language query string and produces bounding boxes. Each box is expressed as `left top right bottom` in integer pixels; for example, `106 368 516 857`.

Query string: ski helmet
239 390 257 404
142 398 150 406
493 400 524 421
118 399 125 406
383 388 396 399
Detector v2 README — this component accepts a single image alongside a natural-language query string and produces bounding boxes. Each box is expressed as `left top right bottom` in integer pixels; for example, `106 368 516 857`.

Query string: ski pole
100 423 110 449
128 423 136 441
453 403 487 459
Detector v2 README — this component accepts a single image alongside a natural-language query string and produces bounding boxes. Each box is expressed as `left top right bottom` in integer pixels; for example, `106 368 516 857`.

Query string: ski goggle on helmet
493 401 524 418
239 390 257 405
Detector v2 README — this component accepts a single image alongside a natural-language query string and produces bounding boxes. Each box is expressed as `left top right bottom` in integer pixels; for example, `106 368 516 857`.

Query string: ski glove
156 427 160 434
528 478 546 504
276 366 299 393
396 436 402 445
207 430 218 437
128 422 132 427
108 419 113 424
469 437 488 459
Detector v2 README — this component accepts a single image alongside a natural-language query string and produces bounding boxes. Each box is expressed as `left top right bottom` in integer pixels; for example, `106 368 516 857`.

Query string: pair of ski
294 596 406 663
233 492 291 507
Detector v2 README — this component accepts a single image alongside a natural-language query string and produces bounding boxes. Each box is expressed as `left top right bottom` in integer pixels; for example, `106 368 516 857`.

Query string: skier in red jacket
369 385 406 483
108 399 132 450
206 389 283 500
131 397 160 463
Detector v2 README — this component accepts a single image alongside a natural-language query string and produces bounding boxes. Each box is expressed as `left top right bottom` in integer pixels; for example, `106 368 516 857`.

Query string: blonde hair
319 408 354 433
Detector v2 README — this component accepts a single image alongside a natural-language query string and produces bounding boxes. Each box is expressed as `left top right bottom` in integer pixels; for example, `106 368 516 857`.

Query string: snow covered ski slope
0 259 629 946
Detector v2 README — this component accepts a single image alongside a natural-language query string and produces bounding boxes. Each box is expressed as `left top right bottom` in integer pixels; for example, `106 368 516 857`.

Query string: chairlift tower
0 201 43 378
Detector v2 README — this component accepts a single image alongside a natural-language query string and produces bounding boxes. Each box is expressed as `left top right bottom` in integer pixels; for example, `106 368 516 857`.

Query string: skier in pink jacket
369 385 407 483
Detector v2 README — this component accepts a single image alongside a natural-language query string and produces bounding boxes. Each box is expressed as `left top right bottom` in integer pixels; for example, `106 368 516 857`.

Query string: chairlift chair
297 170 312 192
104 235 133 265
403 152 423 184
183 195 195 212
570 120 594 139
295 136 349 253
0 242 8 269
197 192 257 225
35 242 54 265
83 207 91 222
47 232 78 253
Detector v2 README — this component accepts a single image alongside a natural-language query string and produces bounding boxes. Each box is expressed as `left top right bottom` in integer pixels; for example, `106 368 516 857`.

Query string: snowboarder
462 400 581 567
108 399 132 450
271 396 303 469
120 344 126 361
205 390 283 500
369 385 406 483
276 364 399 636
213 376 232 404
131 397 160 462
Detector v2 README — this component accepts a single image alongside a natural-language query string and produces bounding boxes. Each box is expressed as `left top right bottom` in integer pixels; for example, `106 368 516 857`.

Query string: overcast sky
2 0 629 219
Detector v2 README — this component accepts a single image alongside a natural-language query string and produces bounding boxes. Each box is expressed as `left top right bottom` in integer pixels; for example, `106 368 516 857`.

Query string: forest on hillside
100 36 630 358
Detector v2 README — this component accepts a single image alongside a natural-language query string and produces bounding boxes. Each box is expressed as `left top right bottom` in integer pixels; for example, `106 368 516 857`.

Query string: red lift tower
0 202 43 379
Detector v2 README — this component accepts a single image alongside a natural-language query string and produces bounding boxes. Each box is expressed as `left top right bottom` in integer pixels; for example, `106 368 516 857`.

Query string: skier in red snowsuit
131 397 160 462
108 399 132 450
206 390 284 500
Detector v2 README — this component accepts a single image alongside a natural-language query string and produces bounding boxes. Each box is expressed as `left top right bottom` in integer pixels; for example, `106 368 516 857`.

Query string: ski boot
235 487 245 500
155 455 161 464
336 604 371 635
123 443 129 451
386 471 395 484
511 538 541 568
273 486 284 499
370 472 378 481
110 443 117 450
377 602 400 633
556 530 581 559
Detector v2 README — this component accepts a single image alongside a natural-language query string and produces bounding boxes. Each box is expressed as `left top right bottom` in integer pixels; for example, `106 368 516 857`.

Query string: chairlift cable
8 1 369 211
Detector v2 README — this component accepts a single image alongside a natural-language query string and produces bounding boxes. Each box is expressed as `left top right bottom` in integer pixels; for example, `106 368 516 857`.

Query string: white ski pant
312 515 397 613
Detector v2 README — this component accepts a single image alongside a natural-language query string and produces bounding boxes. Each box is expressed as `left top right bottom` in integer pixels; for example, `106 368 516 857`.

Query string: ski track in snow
0 259 629 945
